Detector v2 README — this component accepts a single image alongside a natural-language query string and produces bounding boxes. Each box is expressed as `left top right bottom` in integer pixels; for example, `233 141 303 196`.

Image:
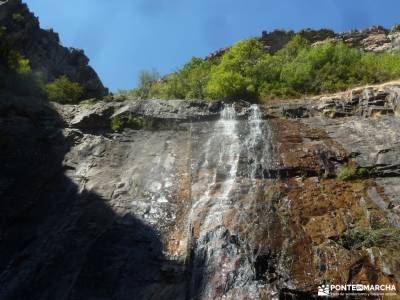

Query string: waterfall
190 104 240 230
188 104 271 299
188 105 240 299
245 104 264 180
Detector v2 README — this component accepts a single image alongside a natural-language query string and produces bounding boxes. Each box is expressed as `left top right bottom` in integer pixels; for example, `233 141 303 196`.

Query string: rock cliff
1 81 400 299
0 0 108 98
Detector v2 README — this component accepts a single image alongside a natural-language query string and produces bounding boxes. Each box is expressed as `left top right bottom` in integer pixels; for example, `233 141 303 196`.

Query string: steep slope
0 0 107 98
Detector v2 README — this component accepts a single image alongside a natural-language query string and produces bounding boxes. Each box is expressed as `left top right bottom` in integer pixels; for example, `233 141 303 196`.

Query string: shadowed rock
0 0 108 98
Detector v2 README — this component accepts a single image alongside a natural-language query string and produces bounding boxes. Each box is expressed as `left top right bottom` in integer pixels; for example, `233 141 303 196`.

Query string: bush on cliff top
136 69 160 98
130 35 400 102
44 76 84 104
133 57 214 100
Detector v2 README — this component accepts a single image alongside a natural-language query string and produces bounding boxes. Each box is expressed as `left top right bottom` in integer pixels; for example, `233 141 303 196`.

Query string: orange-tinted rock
270 119 348 176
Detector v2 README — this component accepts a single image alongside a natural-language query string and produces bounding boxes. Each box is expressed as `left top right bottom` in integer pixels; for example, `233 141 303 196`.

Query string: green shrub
12 13 25 23
136 69 160 98
129 35 400 102
336 163 357 180
336 164 378 180
338 226 400 250
356 167 371 178
44 76 84 103
6 50 31 74
205 39 264 101
0 42 46 96
155 57 213 99
111 114 123 132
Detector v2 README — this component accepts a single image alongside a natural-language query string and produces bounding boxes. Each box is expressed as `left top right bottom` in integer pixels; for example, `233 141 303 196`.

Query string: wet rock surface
1 83 400 299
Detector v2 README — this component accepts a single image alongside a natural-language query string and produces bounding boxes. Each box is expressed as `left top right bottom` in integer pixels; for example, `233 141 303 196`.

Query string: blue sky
24 0 400 92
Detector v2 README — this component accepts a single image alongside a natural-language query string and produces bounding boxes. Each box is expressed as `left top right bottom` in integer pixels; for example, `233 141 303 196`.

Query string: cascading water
245 104 264 180
188 104 273 299
244 104 275 180
196 105 240 229
188 105 241 299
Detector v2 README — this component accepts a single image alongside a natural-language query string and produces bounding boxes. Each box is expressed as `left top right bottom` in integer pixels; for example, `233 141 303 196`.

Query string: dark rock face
0 0 108 98
0 95 186 300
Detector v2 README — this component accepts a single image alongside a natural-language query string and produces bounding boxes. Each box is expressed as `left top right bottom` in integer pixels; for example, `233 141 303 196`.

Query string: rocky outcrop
261 81 400 179
1 79 400 298
0 0 108 98
262 25 400 53
260 28 336 52
208 25 400 60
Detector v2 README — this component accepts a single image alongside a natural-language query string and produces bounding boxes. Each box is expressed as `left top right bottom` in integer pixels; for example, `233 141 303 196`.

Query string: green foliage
0 33 31 74
135 69 160 98
0 26 48 97
44 76 84 104
336 163 357 181
125 58 214 100
154 57 213 99
111 114 123 132
356 167 377 178
338 226 400 250
0 28 31 74
12 13 25 23
206 39 264 101
0 31 46 96
7 50 31 74
128 35 400 102
336 163 377 181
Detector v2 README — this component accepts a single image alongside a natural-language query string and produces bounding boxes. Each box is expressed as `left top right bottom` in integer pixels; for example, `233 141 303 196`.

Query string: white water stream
188 104 270 299
193 105 240 230
246 104 264 180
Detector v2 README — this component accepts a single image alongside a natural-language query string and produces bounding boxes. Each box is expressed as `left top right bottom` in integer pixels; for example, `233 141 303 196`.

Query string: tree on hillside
137 69 160 98
206 38 265 101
